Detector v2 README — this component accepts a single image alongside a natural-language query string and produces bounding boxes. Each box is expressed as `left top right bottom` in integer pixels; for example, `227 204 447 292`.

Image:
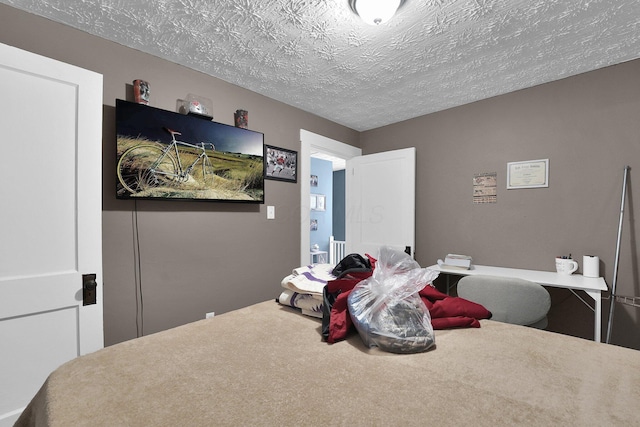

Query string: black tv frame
115 99 264 203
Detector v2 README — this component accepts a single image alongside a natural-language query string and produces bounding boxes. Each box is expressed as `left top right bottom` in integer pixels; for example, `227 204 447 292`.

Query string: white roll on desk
429 264 608 342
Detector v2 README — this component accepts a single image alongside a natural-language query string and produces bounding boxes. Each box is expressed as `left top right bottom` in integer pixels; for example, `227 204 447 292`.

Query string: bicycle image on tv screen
117 127 216 192
115 100 264 203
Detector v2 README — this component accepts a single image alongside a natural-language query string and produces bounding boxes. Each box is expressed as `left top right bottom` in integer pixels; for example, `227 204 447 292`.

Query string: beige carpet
17 300 640 426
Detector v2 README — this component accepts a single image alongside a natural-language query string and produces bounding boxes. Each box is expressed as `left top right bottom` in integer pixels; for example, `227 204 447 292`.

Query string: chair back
457 275 551 327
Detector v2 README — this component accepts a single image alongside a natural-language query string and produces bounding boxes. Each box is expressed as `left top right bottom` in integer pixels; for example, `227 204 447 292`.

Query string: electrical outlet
205 312 215 319
267 205 275 219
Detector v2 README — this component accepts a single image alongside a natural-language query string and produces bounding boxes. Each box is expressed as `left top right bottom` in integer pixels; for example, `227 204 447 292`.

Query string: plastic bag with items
347 246 439 354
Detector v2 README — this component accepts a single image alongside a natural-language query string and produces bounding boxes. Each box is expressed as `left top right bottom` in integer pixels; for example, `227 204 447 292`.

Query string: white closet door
0 42 103 426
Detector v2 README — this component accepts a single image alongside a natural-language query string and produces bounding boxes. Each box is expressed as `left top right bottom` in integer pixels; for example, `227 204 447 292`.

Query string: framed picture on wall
311 174 318 187
507 159 549 189
264 145 297 182
311 194 325 211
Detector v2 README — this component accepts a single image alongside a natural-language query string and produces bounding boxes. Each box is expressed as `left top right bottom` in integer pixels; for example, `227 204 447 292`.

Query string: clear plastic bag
347 246 439 353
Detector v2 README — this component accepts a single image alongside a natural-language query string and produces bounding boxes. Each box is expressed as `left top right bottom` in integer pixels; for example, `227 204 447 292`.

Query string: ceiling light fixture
349 0 406 26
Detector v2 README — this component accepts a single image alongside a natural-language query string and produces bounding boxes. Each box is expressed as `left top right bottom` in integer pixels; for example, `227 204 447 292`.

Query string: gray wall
0 4 359 345
360 61 640 349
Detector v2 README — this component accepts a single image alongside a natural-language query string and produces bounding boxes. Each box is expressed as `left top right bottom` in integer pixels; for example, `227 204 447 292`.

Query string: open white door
0 43 103 426
346 147 416 258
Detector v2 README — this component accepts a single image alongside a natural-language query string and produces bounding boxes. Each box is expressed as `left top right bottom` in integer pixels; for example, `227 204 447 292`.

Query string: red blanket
325 272 491 344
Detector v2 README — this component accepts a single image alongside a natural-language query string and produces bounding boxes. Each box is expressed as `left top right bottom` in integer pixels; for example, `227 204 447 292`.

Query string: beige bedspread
16 300 640 426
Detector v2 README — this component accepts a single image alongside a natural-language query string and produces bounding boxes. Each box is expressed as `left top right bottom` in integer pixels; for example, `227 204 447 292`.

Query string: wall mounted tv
116 99 264 203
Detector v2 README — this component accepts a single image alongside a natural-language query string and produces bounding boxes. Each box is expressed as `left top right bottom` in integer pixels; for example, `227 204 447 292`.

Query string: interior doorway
299 130 361 266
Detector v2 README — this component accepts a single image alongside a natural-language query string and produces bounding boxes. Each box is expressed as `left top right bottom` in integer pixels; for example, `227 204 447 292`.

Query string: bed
16 299 640 426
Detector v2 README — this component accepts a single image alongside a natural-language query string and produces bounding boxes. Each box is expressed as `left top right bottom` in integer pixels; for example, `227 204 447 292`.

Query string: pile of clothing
277 251 492 347
277 263 334 318
322 252 491 345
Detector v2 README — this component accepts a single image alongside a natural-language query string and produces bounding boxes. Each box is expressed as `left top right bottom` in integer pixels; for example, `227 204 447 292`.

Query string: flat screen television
115 99 264 203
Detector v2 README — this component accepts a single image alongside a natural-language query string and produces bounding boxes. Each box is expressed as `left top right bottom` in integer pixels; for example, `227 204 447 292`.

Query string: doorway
299 130 361 266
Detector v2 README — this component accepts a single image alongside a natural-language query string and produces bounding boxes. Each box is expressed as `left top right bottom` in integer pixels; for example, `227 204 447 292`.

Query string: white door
346 147 416 258
0 43 103 426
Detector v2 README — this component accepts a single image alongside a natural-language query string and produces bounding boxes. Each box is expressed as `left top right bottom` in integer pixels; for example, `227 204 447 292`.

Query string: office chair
457 275 551 329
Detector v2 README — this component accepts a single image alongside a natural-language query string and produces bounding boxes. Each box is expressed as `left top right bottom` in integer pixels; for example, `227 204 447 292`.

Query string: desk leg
586 290 602 342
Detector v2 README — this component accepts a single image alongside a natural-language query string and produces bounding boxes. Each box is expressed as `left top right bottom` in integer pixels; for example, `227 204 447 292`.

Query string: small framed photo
310 174 318 187
507 159 549 189
311 194 325 211
265 145 297 183
310 219 318 231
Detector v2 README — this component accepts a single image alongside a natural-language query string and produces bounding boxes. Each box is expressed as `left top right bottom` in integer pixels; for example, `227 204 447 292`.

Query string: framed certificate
507 159 549 189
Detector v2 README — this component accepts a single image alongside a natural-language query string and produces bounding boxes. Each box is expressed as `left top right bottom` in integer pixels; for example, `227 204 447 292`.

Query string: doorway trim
300 130 362 266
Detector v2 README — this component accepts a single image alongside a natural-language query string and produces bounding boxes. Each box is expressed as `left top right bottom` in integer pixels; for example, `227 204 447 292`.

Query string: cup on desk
583 255 600 278
555 257 578 275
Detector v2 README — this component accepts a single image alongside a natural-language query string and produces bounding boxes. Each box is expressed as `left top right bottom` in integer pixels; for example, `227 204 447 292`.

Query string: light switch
267 205 275 219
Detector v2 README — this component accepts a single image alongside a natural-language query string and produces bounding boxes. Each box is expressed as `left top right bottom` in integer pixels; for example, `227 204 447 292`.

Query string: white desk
429 264 608 342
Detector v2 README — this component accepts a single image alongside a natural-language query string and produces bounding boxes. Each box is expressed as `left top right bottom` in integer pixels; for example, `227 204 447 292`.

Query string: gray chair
457 275 551 329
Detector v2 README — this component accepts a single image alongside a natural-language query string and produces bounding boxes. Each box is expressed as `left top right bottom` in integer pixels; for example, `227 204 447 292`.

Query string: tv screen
115 99 264 203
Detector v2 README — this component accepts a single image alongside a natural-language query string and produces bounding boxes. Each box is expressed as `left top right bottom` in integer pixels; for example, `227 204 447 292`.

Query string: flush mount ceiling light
349 0 406 25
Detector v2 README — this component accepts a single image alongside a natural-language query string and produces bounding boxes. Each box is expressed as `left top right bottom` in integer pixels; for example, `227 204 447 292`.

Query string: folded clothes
282 263 336 296
292 263 336 281
277 289 323 318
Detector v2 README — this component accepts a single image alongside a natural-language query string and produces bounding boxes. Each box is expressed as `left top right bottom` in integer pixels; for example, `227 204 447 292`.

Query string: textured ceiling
3 0 640 131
